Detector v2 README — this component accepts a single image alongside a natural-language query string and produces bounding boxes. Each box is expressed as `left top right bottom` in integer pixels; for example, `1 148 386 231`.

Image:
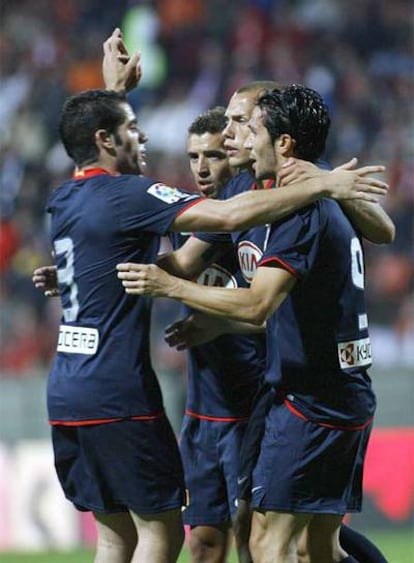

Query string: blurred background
0 0 413 559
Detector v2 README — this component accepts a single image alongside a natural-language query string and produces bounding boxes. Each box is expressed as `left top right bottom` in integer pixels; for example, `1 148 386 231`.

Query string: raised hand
102 28 142 92
32 265 59 297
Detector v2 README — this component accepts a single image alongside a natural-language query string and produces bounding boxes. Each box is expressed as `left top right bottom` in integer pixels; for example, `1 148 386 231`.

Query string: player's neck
77 159 117 176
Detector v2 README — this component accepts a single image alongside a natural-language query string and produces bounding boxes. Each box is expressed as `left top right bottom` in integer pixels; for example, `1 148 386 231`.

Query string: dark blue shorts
237 385 274 501
251 402 372 515
180 415 248 526
52 417 185 514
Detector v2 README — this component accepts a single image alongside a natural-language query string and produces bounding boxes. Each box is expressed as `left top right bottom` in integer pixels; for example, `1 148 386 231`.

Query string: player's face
187 132 234 198
114 103 145 175
223 92 256 169
137 130 148 172
245 106 277 180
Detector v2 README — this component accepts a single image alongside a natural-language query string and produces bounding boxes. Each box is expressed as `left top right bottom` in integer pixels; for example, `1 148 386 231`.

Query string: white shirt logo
197 264 237 288
147 183 197 204
237 241 263 284
337 337 372 369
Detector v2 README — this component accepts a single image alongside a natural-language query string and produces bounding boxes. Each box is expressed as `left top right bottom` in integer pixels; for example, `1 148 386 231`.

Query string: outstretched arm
117 263 295 325
171 163 388 233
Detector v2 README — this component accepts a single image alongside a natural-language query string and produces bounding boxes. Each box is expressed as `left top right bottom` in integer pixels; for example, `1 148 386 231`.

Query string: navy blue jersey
169 230 265 419
47 171 201 423
196 172 272 286
259 199 376 427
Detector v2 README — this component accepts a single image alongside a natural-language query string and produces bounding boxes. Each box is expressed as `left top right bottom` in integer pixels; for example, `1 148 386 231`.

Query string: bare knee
94 512 137 563
307 515 347 563
189 524 231 563
130 508 184 563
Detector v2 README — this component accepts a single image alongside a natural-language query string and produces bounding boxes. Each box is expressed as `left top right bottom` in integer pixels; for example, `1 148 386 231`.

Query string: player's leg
339 524 388 563
234 384 275 563
129 508 184 563
94 511 137 563
233 499 253 563
306 514 350 563
189 523 232 563
250 509 311 563
181 416 233 562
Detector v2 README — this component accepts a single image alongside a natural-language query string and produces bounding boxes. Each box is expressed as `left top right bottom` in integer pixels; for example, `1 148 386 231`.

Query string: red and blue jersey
46 170 201 424
198 172 375 427
169 229 265 420
259 198 376 427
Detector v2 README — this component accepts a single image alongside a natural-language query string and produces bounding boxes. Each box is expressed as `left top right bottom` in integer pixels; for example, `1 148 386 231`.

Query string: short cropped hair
59 89 127 166
235 80 285 98
257 85 330 162
188 106 228 136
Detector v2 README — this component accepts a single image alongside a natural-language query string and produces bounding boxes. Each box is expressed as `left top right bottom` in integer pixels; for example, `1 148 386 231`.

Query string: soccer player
116 85 386 562
171 106 267 563
40 85 386 563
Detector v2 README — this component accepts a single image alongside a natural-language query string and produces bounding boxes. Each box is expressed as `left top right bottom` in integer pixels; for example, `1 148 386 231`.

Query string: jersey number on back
350 237 364 289
54 237 79 322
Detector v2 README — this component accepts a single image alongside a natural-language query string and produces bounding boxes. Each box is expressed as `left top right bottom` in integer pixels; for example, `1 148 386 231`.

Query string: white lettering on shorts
338 337 372 369
57 325 99 355
147 183 197 204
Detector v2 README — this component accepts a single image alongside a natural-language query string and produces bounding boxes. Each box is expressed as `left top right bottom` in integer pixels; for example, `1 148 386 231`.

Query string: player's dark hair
235 81 285 99
59 89 128 166
257 84 330 162
188 106 228 136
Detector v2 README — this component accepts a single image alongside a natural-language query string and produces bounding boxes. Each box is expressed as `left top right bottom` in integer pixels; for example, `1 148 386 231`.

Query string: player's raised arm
102 28 142 92
169 165 388 233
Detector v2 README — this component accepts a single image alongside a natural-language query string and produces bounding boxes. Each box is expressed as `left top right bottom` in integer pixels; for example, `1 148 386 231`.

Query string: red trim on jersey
284 399 373 431
73 167 116 179
259 256 301 279
252 179 275 191
175 197 204 217
185 409 249 423
49 412 164 426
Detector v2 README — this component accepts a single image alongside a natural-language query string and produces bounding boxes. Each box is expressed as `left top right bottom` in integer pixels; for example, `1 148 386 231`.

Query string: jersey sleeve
258 204 323 279
193 231 233 244
116 176 202 236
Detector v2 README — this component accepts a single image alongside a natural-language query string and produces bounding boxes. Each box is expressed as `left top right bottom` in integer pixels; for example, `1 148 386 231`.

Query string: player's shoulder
220 171 255 200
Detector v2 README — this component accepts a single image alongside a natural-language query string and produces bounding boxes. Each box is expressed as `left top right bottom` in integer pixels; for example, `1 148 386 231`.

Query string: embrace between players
33 29 393 563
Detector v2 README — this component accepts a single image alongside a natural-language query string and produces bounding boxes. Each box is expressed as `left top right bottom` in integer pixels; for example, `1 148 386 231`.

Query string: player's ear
276 133 295 157
95 129 115 151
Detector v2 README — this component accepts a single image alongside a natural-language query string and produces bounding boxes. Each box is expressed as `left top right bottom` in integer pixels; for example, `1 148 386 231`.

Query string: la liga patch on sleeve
147 183 194 204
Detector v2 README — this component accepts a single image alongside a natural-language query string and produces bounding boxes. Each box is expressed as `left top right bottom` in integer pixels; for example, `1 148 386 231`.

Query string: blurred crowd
1 0 413 377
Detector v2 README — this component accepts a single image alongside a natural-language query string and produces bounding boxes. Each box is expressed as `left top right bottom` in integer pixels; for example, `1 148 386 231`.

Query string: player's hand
165 312 225 350
324 158 388 202
277 158 325 188
102 28 142 92
117 263 176 297
32 265 59 297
